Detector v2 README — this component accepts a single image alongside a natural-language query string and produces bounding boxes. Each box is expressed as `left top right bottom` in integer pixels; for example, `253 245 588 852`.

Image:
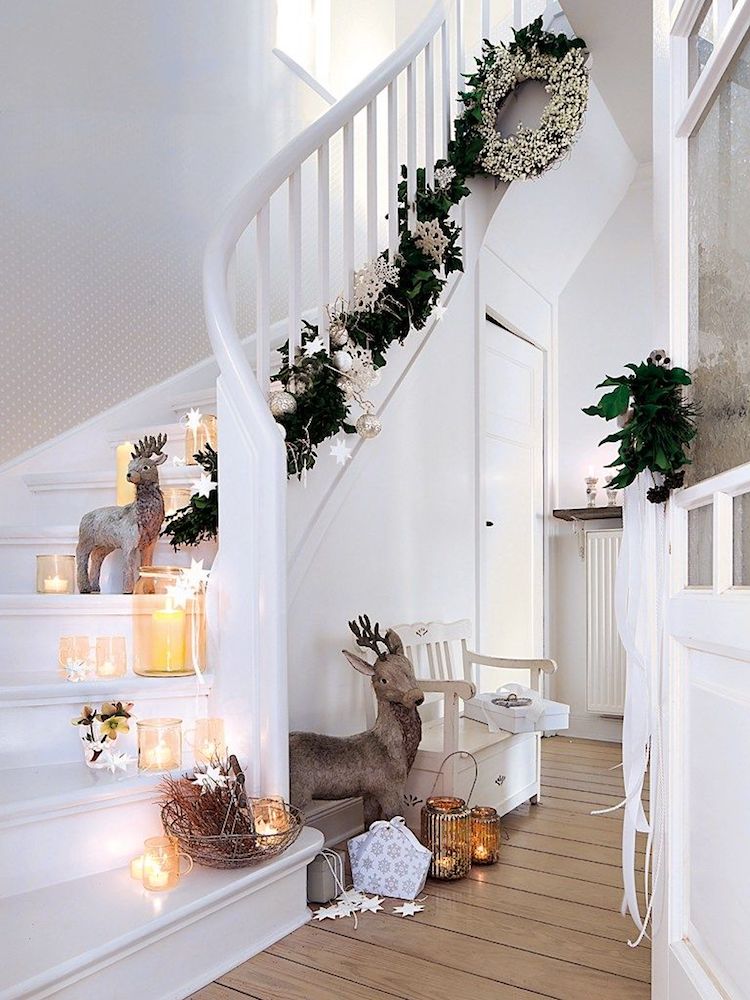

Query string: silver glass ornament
329 324 349 348
356 412 382 439
332 350 353 373
269 390 297 417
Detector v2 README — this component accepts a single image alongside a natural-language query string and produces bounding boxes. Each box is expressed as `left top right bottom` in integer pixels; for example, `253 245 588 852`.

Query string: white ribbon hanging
602 476 666 946
364 816 432 859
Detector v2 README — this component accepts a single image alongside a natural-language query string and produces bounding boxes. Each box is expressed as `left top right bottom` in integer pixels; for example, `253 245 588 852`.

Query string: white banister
203 0 479 801
288 169 302 359
482 0 490 39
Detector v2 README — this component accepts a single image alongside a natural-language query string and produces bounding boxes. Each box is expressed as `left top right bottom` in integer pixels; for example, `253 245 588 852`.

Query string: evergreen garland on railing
163 445 218 548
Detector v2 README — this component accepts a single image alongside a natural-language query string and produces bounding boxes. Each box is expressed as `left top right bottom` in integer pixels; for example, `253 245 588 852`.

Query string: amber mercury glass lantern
141 835 193 891
137 718 182 772
132 566 205 677
420 796 472 880
184 413 217 464
37 554 75 594
471 806 502 864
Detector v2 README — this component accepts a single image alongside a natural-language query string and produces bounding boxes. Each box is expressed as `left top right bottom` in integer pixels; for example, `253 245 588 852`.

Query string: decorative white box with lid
348 816 431 900
463 684 569 735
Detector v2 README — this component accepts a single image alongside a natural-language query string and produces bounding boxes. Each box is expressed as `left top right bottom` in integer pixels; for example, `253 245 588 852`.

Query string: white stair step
104 420 187 451
0 671 212 768
169 386 218 418
0 825 323 1000
0 593 213 676
0 524 215 594
21 465 200 522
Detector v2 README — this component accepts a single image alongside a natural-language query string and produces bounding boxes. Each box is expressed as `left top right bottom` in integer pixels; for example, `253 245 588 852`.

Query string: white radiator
586 529 626 715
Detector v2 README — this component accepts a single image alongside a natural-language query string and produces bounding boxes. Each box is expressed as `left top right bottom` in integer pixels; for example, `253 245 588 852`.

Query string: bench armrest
419 679 476 701
465 651 557 675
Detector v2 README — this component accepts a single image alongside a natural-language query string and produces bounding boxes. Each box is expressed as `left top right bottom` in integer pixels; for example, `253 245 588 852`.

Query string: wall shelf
553 506 622 522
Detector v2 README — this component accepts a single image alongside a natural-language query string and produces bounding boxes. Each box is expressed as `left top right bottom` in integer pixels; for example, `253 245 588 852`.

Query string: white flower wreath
478 45 589 182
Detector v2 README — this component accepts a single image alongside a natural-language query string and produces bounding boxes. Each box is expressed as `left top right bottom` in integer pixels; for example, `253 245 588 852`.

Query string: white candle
97 660 116 677
151 740 173 769
116 441 136 506
130 855 144 880
43 575 69 594
144 861 169 890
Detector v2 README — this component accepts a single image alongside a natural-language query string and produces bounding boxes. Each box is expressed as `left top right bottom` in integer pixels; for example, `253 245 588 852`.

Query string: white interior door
479 319 544 690
655 2 750 997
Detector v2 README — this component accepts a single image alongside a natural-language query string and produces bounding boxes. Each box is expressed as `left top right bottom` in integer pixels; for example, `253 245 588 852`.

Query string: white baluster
441 19 452 157
455 0 464 123
255 202 271 394
482 0 490 40
406 60 417 229
343 119 354 296
288 169 301 361
424 39 435 186
366 99 378 259
317 142 330 347
512 0 523 29
387 78 399 259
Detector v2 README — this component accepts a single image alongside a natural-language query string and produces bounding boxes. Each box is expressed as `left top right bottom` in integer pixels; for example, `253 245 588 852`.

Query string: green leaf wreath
583 354 698 503
162 445 218 548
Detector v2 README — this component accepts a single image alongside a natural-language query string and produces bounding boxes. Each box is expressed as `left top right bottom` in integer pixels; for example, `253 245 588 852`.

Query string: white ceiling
562 0 653 164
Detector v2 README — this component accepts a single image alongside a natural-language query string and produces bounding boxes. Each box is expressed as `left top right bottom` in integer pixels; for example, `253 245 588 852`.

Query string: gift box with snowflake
348 815 431 900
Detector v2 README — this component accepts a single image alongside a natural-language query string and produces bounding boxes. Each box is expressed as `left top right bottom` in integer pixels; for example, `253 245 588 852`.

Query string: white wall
551 170 654 740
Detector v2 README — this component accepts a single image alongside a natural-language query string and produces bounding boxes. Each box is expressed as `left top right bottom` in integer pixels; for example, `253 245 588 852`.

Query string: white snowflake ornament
414 218 450 267
352 257 399 312
433 164 456 191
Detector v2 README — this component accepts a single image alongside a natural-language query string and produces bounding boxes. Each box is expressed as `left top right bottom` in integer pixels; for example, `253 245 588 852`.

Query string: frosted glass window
689 2 715 90
734 494 750 586
688 31 750 484
688 505 713 587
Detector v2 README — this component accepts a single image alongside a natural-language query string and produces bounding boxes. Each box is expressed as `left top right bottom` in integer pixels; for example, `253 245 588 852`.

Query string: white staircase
0 1 529 996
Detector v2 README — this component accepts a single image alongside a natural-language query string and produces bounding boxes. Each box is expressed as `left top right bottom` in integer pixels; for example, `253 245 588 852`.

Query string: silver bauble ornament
269 390 297 417
329 324 349 348
356 412 382 440
332 350 353 373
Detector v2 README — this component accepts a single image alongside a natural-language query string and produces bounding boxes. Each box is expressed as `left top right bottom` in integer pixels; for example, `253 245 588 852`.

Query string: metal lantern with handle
420 751 478 880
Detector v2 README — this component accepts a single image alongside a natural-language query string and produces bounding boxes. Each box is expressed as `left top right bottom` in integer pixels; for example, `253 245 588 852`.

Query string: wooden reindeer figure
76 434 168 594
289 615 424 826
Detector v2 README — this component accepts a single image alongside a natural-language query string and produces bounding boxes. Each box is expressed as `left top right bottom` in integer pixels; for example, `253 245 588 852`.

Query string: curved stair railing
203 0 496 797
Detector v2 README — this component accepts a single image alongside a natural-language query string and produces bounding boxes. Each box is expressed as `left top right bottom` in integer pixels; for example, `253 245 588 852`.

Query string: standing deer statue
76 434 168 594
289 615 424 826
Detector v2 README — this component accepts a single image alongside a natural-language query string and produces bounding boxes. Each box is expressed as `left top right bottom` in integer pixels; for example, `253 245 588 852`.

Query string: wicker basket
161 798 303 869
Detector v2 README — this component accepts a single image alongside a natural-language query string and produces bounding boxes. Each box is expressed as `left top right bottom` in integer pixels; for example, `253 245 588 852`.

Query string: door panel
480 320 544 691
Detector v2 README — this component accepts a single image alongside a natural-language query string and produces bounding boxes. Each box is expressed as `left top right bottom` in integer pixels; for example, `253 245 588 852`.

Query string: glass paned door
688 31 750 483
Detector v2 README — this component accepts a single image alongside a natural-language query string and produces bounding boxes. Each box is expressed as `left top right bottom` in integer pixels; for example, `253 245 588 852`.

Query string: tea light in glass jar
95 636 127 678
58 635 90 678
137 718 182 772
420 795 472 880
470 806 502 865
162 486 192 519
193 717 226 765
37 555 76 594
141 835 192 892
253 796 290 849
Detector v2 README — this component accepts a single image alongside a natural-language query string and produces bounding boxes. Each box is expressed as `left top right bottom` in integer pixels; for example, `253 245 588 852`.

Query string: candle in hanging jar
137 718 182 771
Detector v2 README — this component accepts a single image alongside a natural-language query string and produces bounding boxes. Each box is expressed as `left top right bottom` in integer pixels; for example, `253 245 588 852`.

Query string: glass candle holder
137 718 182 772
132 567 205 677
37 555 75 594
58 635 90 679
141 835 193 891
162 486 192 519
130 855 144 880
191 717 226 765
420 796 472 880
252 796 291 851
184 414 217 465
95 636 127 678
470 806 502 865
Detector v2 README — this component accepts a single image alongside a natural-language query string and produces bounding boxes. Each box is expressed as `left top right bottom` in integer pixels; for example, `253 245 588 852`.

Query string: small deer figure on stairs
76 434 168 594
289 615 424 826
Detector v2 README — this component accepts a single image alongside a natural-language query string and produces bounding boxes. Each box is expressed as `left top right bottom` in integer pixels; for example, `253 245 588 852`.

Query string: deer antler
131 433 168 460
348 614 389 660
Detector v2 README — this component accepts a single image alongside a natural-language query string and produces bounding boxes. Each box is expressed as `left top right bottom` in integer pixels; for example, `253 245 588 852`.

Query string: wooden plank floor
192 738 650 1000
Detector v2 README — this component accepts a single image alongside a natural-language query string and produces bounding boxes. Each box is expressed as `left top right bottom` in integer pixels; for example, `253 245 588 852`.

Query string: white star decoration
303 336 326 357
312 891 387 922
185 407 203 432
98 749 134 774
183 558 211 591
431 303 446 324
359 895 384 913
392 901 425 917
65 659 88 683
190 764 228 794
329 437 352 466
190 472 217 498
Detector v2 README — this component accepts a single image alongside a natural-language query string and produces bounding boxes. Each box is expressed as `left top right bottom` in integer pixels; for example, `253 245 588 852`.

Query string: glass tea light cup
141 835 193 891
253 796 291 850
58 635 90 678
137 718 182 772
162 486 191 519
184 413 217 465
470 806 502 864
190 717 226 765
95 636 127 678
37 554 76 594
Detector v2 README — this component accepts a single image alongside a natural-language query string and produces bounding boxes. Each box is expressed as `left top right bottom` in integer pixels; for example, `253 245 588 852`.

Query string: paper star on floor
359 895 385 913
336 890 368 907
329 437 352 466
392 901 425 917
312 905 341 921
